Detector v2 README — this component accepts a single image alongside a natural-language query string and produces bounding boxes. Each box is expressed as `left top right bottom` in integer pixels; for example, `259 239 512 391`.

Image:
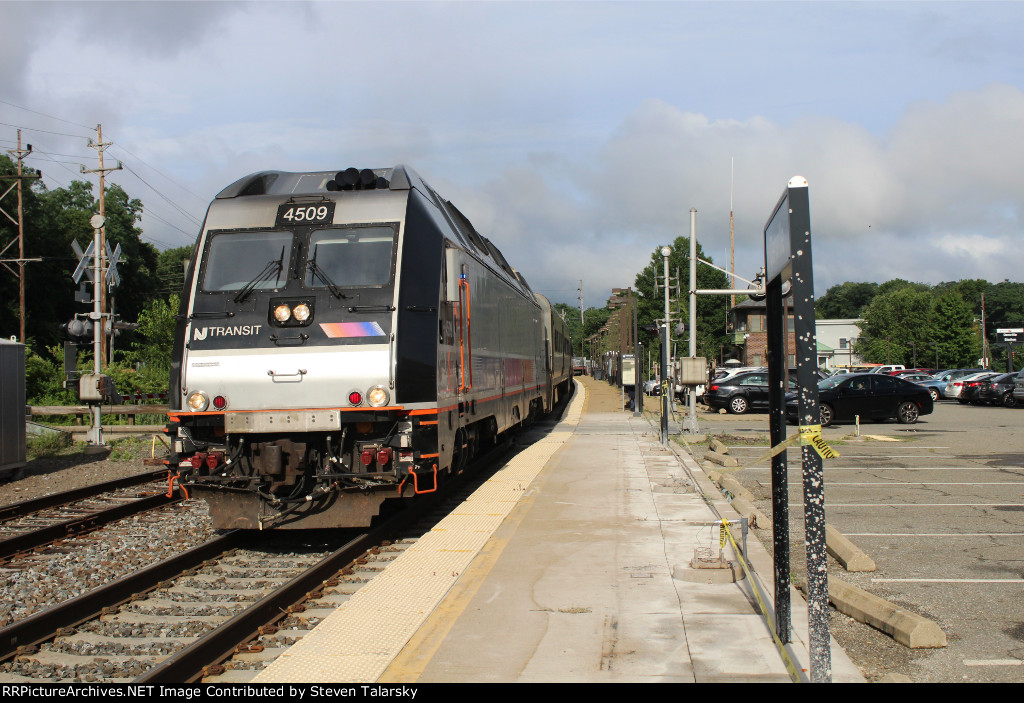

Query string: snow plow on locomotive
166 166 571 529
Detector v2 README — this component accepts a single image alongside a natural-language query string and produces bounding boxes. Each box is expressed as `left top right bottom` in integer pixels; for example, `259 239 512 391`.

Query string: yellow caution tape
721 518 803 684
799 423 840 460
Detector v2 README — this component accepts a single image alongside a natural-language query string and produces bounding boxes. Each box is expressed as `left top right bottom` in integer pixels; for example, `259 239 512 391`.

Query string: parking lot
692 399 1024 682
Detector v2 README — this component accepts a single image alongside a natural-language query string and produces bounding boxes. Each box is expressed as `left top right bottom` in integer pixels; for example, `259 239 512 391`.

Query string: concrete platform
256 377 864 683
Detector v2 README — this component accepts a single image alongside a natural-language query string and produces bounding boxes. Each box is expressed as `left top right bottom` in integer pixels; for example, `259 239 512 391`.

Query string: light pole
661 245 671 445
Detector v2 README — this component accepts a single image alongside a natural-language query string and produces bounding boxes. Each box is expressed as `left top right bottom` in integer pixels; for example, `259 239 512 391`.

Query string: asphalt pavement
692 399 1024 683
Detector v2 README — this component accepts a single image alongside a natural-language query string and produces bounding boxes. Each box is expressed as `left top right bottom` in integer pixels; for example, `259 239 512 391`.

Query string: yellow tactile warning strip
253 381 586 683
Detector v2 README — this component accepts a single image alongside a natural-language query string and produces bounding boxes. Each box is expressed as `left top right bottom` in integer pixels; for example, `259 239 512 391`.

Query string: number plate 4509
276 201 335 227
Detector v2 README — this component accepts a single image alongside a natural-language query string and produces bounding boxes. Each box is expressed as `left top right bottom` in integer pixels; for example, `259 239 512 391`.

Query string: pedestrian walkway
256 376 864 683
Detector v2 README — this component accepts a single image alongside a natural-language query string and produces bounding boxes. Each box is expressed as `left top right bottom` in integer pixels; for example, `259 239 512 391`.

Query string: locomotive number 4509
276 202 335 226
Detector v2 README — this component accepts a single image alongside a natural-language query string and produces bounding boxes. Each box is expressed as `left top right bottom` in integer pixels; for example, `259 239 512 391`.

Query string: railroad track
0 386 575 683
0 470 184 563
0 461 488 683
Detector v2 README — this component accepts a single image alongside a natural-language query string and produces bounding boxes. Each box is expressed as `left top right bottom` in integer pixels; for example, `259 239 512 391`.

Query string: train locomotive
166 165 571 529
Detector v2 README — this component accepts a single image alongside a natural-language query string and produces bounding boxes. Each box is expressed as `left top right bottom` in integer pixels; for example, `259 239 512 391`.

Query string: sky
2 1 1023 310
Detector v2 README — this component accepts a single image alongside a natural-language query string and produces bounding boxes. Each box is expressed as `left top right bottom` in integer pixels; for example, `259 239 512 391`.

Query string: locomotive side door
544 329 553 413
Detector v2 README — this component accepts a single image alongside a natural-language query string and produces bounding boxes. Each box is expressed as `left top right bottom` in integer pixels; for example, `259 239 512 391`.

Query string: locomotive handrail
268 333 309 346
266 369 307 378
458 276 473 392
389 333 396 389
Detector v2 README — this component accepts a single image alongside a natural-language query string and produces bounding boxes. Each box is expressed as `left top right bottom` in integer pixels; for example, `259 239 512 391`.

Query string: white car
946 371 994 399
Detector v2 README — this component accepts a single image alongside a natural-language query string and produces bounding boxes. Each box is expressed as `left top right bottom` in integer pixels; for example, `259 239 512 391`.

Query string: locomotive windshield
202 230 293 292
305 225 396 288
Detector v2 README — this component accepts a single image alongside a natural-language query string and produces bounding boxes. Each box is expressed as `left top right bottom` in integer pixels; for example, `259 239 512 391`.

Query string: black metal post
765 276 791 644
635 342 644 416
764 178 830 682
788 184 831 682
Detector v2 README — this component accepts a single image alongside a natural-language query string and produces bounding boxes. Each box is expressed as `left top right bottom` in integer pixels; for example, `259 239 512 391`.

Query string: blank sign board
764 176 808 282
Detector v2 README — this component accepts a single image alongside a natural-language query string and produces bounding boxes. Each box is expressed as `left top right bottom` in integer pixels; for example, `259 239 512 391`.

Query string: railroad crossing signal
72 239 121 289
71 239 95 283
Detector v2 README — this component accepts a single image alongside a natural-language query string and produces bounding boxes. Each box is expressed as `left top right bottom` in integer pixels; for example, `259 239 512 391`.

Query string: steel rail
0 531 248 662
138 421 547 683
0 491 184 562
0 469 169 523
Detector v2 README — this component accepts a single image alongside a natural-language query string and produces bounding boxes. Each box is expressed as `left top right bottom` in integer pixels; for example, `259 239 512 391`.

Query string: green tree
155 245 193 298
815 281 878 319
856 286 935 365
551 302 612 357
928 291 979 368
0 171 160 355
632 237 730 363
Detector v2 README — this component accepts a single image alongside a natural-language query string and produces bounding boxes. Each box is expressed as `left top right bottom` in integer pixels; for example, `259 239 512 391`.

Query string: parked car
916 377 946 402
892 368 936 377
705 371 795 414
959 372 1000 404
786 372 933 426
977 372 1021 407
869 365 905 374
946 371 995 400
899 372 935 383
1014 372 1024 405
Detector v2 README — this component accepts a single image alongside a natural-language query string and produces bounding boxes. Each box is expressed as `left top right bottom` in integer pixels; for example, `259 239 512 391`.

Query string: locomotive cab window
201 230 293 292
305 225 397 288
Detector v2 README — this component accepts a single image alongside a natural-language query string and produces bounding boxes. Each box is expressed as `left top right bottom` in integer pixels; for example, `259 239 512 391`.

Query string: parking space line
747 466 1024 471
846 533 1024 537
964 660 1024 667
872 578 1024 583
791 502 1024 507
827 482 1024 486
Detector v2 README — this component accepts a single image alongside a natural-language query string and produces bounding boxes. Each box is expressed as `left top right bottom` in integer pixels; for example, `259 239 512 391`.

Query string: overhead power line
0 120 90 140
118 163 202 226
0 99 94 131
110 143 208 205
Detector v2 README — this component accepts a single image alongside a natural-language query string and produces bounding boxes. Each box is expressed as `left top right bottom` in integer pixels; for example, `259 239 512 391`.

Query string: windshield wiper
233 247 285 303
307 245 346 299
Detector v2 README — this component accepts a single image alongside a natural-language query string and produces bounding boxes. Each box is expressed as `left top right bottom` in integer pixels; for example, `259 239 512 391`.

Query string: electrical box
622 355 636 386
676 357 708 386
79 373 116 402
1 339 26 478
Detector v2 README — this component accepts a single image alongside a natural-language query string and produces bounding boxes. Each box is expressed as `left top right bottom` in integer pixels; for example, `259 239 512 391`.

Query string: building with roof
729 299 862 371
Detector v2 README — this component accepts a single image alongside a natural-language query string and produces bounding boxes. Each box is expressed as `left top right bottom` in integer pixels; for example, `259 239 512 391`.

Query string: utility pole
981 294 989 367
686 208 698 434
660 245 671 445
578 279 583 324
730 157 735 311
1 130 41 343
81 124 122 366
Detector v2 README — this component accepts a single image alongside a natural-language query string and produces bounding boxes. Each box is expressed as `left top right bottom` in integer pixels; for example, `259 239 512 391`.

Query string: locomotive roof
216 165 420 199
213 165 534 298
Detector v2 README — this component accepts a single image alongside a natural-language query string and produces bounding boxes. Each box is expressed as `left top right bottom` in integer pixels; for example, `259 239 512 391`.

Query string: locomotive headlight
292 303 311 321
367 385 390 407
273 304 292 322
187 391 210 412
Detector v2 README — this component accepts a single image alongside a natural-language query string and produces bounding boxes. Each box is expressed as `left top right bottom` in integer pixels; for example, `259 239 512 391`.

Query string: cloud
452 84 1024 308
5 3 1023 309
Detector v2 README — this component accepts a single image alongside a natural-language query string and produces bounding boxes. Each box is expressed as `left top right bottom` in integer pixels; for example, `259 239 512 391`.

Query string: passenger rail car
167 166 571 529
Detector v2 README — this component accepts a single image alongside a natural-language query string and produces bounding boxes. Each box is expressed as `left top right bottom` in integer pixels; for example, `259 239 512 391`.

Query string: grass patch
107 436 147 462
26 431 73 458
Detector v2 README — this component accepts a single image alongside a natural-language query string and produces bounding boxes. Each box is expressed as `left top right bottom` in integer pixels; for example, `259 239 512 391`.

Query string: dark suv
704 371 796 414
